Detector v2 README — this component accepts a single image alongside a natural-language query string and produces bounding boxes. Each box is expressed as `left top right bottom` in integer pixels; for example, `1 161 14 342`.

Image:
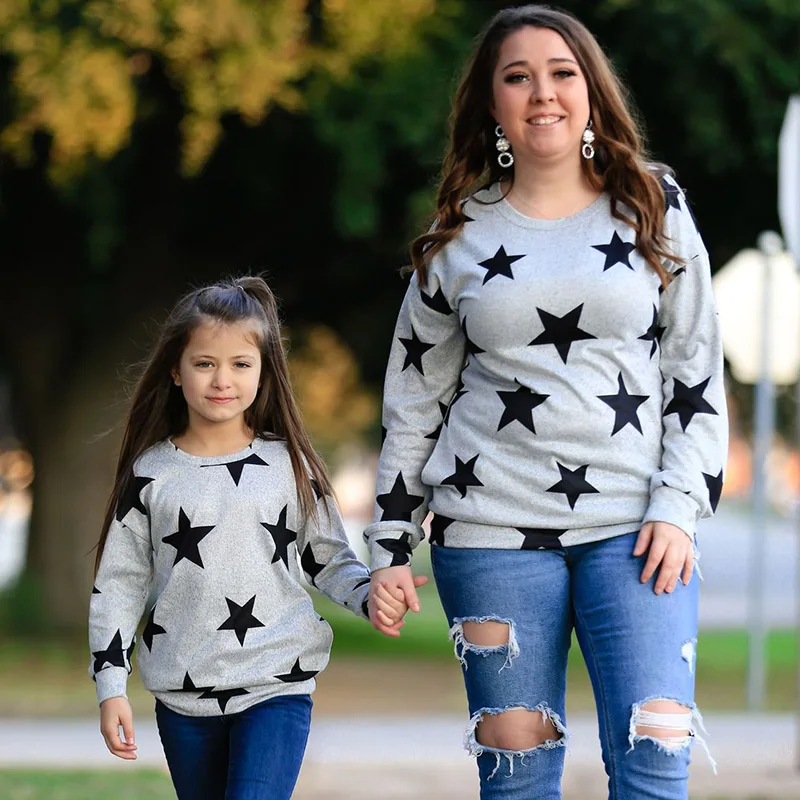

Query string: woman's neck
502 156 600 220
173 416 255 457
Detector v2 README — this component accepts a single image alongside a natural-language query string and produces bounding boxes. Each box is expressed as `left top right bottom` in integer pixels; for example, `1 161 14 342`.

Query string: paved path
2 713 800 798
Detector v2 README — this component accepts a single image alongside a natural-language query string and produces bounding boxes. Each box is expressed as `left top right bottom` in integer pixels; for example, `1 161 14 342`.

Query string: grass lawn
0 770 176 799
0 581 796 716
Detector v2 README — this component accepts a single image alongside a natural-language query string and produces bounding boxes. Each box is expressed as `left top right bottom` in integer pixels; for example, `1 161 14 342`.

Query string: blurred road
1 713 799 798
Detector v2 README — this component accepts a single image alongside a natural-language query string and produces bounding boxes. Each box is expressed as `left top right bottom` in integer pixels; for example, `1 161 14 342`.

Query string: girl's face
172 320 263 430
491 26 591 168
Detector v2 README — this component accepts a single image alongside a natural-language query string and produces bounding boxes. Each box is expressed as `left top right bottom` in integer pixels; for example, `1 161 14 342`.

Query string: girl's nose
212 369 231 388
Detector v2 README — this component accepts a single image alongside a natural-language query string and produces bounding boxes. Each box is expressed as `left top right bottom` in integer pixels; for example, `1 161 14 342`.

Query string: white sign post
712 236 799 711
778 94 800 769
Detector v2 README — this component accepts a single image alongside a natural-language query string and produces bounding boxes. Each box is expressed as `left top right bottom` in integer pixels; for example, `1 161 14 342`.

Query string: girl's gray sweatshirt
89 437 370 716
365 178 728 571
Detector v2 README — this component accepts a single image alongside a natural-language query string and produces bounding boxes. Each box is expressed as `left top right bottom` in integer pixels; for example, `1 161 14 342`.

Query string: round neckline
167 437 258 464
482 182 608 230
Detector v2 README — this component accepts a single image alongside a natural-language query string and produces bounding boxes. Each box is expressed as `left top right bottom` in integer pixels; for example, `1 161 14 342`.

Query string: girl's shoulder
131 439 175 476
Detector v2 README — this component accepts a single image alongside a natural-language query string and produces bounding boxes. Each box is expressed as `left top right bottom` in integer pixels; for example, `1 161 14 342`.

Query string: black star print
377 473 424 522
497 383 549 434
92 630 126 674
199 686 250 713
163 508 215 569
462 317 485 356
171 672 214 694
353 577 371 590
477 245 525 284
592 231 637 271
443 374 468 425
429 514 455 546
547 463 600 510
142 608 166 652
425 402 449 440
375 532 413 567
660 176 682 214
381 426 387 445
638 305 666 358
92 585 101 594
529 304 596 364
664 377 718 431
262 506 298 569
116 475 154 522
516 528 566 550
462 212 475 223
399 327 435 375
659 267 686 295
703 469 724 512
597 373 649 435
275 658 320 683
420 287 454 315
218 596 265 646
310 479 324 500
301 543 325 586
442 455 484 499
202 453 268 486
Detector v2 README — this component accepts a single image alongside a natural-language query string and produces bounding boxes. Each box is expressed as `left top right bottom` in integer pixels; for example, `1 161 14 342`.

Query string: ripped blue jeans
431 532 710 800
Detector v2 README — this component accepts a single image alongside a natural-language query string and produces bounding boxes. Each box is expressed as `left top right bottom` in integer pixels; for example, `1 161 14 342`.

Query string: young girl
89 276 409 800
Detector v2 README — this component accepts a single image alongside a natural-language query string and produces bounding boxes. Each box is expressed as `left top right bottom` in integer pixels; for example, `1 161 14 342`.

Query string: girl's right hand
369 566 429 637
100 696 138 760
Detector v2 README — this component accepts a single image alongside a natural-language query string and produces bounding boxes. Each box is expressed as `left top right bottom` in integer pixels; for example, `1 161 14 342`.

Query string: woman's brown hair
411 4 677 286
94 275 332 573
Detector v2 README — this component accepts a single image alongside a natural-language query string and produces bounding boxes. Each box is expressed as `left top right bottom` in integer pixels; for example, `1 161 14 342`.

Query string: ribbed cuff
95 667 129 706
644 485 699 540
364 521 424 572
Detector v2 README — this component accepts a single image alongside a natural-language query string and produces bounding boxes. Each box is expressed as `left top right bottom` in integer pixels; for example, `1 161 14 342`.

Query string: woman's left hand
633 521 693 594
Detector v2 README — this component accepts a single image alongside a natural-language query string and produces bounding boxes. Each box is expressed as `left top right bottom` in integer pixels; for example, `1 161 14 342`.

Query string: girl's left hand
633 521 693 594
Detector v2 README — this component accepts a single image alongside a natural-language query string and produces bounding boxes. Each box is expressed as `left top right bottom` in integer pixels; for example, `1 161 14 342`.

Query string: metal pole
748 232 782 709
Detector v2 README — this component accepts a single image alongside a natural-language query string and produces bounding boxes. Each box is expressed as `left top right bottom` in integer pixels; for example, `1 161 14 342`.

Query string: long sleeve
298 491 371 620
88 474 154 705
644 177 729 538
364 265 466 571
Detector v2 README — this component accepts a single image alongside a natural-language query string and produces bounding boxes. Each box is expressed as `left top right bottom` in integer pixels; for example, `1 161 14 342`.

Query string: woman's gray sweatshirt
365 178 728 571
89 437 370 716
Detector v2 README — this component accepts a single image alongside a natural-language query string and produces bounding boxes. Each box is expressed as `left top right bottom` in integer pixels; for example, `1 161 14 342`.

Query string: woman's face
491 26 591 168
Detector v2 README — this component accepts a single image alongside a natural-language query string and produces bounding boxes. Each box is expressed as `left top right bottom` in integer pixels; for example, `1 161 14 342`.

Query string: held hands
99 696 138 760
634 521 693 594
368 566 429 637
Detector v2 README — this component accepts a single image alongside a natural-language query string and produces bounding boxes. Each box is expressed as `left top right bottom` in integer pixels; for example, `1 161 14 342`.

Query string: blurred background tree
0 0 798 631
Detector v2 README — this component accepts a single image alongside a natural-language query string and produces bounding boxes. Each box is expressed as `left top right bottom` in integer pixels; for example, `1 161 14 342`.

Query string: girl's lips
208 397 235 404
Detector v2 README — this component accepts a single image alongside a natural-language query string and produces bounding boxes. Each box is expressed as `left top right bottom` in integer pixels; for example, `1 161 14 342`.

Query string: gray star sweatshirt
365 177 728 571
89 437 370 716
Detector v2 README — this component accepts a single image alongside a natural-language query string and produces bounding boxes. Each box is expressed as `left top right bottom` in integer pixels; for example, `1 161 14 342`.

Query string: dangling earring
495 125 514 168
582 120 595 159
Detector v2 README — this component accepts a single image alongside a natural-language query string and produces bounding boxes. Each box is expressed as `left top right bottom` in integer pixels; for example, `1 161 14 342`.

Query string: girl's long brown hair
95 276 332 573
411 4 678 286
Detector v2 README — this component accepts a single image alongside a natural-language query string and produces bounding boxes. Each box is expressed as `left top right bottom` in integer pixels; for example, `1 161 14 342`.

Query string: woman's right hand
369 566 428 637
100 696 138 760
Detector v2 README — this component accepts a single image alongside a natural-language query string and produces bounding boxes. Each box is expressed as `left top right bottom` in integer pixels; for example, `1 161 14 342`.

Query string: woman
365 5 727 800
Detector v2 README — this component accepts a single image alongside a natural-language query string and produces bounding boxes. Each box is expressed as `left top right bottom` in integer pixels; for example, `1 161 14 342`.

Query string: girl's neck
502 155 599 220
173 416 255 457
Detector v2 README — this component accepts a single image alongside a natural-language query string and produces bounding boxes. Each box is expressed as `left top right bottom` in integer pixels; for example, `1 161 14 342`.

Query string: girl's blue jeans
155 694 312 800
431 532 709 800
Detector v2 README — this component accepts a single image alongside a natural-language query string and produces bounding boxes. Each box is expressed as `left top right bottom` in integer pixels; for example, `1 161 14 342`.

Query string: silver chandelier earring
582 120 595 159
495 125 514 168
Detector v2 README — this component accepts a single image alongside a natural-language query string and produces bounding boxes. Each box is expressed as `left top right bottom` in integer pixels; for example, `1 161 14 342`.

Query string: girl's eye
555 69 576 78
195 361 213 368
234 362 252 369
504 73 528 83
